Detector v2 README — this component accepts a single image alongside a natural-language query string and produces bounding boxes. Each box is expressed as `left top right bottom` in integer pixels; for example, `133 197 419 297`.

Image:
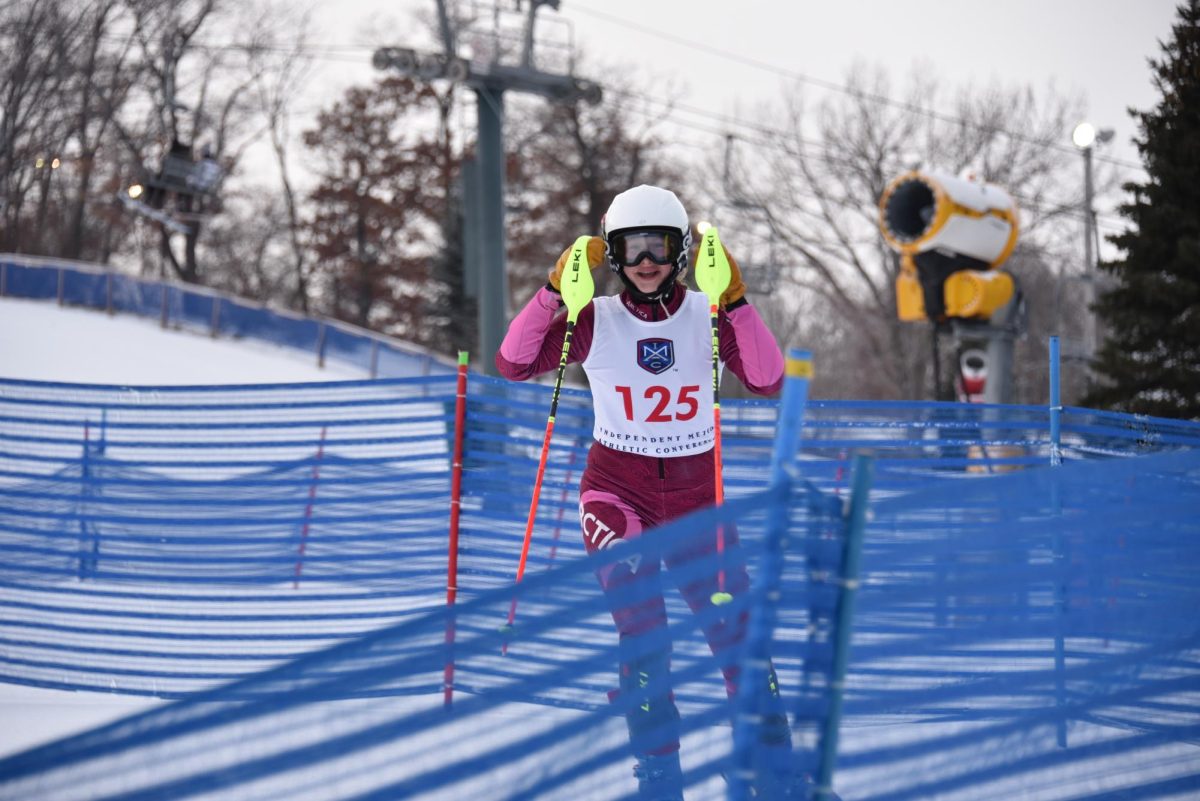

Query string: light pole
1071 121 1114 365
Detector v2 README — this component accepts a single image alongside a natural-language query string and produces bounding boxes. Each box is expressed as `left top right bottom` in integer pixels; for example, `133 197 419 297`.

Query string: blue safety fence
0 370 828 700
1 336 1199 795
0 254 453 378
0 375 461 697
834 446 1200 801
0 359 1195 796
0 483 853 801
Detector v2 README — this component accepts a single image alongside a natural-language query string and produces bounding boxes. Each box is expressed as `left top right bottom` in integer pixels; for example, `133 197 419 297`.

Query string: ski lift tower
374 0 601 375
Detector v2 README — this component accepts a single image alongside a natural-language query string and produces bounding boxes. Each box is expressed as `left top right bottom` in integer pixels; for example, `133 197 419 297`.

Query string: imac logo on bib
637 338 674 374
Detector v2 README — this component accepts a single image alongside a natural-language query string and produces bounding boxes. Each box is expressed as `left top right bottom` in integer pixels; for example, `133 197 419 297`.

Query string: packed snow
0 297 371 757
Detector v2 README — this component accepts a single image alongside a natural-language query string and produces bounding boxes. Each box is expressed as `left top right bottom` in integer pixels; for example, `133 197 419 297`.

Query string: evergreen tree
1086 1 1200 419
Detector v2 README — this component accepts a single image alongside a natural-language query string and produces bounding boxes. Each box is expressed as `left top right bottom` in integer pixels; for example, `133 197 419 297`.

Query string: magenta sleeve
495 287 593 381
719 303 785 395
498 286 562 366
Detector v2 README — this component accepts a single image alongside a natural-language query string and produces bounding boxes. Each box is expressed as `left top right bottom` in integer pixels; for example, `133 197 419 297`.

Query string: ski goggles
608 228 685 268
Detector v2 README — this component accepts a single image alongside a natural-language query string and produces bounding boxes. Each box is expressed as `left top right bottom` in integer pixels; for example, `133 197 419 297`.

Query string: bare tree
199 188 293 300
243 1 316 311
302 75 449 339
114 0 275 283
0 0 85 252
54 0 137 261
0 0 294 281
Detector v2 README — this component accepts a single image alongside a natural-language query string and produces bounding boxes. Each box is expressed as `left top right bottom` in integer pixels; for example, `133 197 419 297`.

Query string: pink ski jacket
496 283 784 396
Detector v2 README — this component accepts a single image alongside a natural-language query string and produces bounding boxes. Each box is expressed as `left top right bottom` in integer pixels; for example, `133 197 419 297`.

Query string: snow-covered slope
0 297 367 385
0 297 371 756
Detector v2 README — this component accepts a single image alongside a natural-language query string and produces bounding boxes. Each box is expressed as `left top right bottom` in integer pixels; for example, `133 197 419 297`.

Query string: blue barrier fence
0 362 1198 798
0 254 453 379
1 261 1199 799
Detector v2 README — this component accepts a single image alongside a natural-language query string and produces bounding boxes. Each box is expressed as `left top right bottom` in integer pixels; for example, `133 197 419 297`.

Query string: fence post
769 349 813 478
210 297 221 338
1049 335 1068 747
292 426 327 589
57 267 65 306
1049 336 1062 467
813 453 873 801
729 348 812 800
316 322 327 369
77 421 97 580
444 351 470 707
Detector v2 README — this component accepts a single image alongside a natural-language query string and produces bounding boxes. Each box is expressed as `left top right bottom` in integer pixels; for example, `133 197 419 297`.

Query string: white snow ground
0 296 367 385
0 297 372 757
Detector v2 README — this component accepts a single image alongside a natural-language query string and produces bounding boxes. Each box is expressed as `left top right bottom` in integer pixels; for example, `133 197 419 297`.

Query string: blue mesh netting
0 257 451 378
2 260 1200 798
0 488 832 801
836 447 1200 800
0 367 1197 799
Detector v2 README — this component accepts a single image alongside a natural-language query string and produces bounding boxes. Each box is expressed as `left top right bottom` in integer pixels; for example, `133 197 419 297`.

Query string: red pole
293 426 327 589
444 352 469 706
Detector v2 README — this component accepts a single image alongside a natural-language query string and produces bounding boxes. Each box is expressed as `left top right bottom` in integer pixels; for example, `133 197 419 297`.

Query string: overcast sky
301 0 1181 185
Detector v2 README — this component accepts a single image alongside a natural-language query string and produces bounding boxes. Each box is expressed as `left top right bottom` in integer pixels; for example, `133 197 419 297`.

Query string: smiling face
609 229 682 297
622 257 673 296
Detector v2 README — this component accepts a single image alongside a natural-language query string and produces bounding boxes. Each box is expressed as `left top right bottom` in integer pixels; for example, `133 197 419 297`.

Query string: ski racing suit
496 281 785 760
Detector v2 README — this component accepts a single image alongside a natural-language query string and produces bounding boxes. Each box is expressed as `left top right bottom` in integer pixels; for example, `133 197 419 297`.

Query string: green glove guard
560 234 597 321
695 226 732 307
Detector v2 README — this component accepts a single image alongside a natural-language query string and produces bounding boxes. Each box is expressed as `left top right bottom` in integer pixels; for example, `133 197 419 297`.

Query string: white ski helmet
602 185 692 294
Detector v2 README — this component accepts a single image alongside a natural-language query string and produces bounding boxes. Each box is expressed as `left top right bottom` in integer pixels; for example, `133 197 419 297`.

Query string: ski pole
502 235 596 647
694 224 734 606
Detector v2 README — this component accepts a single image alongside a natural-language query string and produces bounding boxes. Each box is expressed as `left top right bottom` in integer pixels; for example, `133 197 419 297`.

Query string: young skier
496 185 804 801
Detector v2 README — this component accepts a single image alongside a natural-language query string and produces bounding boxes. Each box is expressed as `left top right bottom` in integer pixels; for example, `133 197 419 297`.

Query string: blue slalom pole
729 348 812 801
769 349 813 481
813 454 873 801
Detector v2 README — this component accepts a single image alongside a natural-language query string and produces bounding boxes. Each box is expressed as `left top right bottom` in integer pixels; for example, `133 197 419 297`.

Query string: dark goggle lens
611 230 682 267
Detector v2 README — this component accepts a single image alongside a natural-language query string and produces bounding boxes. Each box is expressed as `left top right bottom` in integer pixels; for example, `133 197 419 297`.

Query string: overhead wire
176 14 1136 233
8 5 1146 177
566 2 1145 174
606 83 1131 234
61 13 1134 233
